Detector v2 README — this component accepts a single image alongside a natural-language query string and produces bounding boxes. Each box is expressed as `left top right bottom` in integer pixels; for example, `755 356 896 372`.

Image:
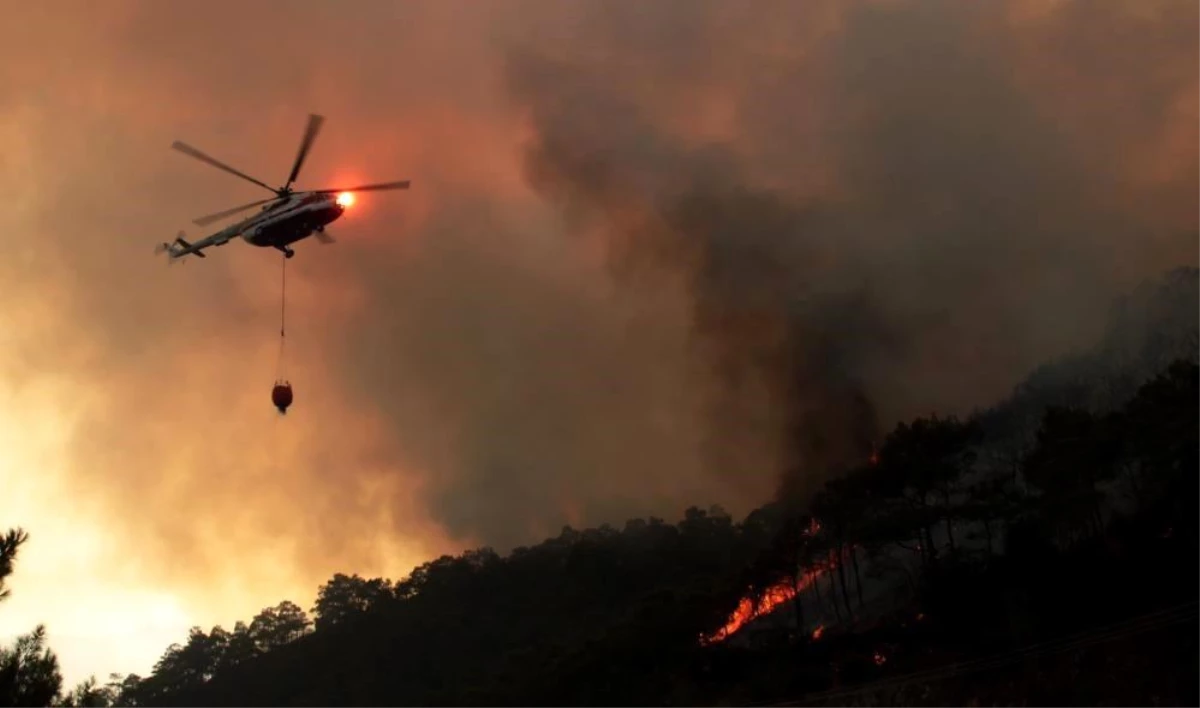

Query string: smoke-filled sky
0 0 1195 687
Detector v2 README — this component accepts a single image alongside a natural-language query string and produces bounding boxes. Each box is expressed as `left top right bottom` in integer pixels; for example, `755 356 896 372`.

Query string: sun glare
0 379 193 686
336 192 355 208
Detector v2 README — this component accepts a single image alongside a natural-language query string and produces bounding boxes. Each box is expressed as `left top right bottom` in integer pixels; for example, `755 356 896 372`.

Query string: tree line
0 268 1195 706
29 356 1188 706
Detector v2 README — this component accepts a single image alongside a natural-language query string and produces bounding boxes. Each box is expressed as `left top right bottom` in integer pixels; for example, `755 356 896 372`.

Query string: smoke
0 0 1194 680
497 0 1198 503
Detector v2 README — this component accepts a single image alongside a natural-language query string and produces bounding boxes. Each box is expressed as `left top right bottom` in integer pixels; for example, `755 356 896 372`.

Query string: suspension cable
280 253 287 338
276 253 287 380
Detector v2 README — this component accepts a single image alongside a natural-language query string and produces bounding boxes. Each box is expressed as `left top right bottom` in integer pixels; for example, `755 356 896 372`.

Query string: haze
0 0 1194 686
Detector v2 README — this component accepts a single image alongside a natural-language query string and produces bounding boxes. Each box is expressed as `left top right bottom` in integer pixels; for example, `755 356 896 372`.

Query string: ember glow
700 567 825 645
700 513 859 646
1 0 1189 687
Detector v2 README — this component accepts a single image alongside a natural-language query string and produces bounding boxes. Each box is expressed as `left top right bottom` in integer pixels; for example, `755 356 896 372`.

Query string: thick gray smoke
495 0 1198 510
8 0 1194 565
2 0 1193 683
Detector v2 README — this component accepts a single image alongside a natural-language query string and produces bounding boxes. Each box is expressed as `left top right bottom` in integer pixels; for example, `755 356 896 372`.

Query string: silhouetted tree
0 625 61 707
873 415 981 564
1120 360 1199 520
215 622 258 673
0 529 29 603
1024 407 1121 540
137 629 221 700
811 481 856 618
0 529 63 708
959 475 1027 557
249 602 311 650
56 675 122 707
313 574 394 631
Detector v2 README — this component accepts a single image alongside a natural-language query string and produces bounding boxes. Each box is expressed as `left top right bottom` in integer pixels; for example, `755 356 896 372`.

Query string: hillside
64 268 1200 706
972 266 1198 451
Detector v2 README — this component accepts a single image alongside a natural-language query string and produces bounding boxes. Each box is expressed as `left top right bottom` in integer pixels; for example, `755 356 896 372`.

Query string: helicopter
157 113 410 261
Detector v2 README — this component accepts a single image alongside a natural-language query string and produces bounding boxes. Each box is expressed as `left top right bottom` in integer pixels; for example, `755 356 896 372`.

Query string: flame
700 573 813 645
700 564 827 645
873 650 887 666
811 624 825 640
701 538 862 646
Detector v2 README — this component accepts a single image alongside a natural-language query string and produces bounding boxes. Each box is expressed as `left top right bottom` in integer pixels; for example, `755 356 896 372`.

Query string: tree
0 625 61 708
313 574 395 631
0 529 29 603
1119 359 1199 521
135 628 225 701
57 675 121 707
1024 406 1120 540
0 529 63 708
216 622 259 673
249 601 311 651
959 475 1027 557
872 415 981 563
108 674 145 707
811 480 857 618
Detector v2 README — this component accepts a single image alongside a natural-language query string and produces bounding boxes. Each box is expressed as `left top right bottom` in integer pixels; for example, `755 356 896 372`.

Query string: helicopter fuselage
239 194 345 249
161 113 407 262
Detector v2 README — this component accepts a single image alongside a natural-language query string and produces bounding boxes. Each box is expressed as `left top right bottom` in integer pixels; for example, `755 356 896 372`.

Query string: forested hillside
3 268 1196 707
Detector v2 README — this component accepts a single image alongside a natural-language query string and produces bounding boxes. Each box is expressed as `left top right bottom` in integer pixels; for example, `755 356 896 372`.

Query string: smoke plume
0 0 1194 682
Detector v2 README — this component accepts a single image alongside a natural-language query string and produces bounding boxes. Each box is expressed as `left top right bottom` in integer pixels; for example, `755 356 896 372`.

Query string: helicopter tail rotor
155 241 184 266
155 232 206 264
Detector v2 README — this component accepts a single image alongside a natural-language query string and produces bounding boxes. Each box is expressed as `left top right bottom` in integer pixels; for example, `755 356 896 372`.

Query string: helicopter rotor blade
192 198 280 227
171 141 278 195
306 180 411 194
283 114 325 192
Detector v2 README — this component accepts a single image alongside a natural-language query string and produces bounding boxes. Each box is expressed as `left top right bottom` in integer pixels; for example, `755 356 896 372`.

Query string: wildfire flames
701 504 880 647
700 567 825 645
702 454 875 648
701 517 840 646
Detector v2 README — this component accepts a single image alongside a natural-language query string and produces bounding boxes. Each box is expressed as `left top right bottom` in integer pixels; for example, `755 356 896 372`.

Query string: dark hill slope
973 266 1197 451
125 268 1198 707
146 514 766 706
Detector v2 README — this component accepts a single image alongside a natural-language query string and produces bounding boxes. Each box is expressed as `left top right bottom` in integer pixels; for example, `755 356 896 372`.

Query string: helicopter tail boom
155 233 207 261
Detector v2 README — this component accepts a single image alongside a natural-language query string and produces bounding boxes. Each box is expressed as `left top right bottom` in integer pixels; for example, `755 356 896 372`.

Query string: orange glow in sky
0 0 1195 692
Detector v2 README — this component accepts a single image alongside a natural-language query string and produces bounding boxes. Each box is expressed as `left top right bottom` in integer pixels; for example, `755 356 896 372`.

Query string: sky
0 0 1195 688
